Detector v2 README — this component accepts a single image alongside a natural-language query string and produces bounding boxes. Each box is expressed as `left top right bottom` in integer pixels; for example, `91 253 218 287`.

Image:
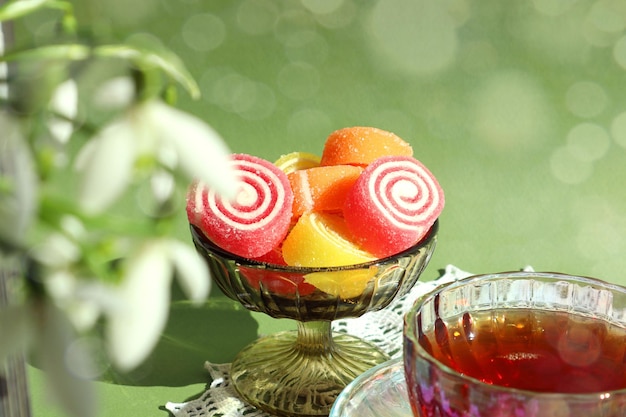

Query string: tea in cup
403 271 626 417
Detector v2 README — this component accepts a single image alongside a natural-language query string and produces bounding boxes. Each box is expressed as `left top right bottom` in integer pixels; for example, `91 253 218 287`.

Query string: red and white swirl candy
343 155 444 258
186 153 294 258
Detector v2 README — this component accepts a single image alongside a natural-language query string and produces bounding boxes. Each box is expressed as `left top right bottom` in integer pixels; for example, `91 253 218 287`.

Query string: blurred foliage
1 1 239 415
25 0 626 281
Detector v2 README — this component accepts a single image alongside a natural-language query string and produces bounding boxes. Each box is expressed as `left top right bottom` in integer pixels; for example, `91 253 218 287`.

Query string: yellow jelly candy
274 151 321 174
303 268 378 299
282 212 378 298
282 212 376 267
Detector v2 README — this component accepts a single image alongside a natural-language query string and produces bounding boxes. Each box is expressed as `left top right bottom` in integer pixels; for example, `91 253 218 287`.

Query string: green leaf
0 43 198 99
0 0 73 23
0 44 90 63
0 0 49 22
93 45 200 100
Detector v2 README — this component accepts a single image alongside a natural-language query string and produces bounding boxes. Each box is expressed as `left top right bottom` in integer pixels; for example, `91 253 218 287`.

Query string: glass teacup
403 271 626 417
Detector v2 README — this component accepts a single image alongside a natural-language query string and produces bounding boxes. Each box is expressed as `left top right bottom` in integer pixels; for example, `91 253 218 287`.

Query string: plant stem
0 10 33 416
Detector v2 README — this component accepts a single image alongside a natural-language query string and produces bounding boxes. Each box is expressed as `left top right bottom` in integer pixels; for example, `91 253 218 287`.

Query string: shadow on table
102 288 259 388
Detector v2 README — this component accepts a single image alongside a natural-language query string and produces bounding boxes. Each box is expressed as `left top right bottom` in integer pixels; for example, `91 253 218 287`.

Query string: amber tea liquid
420 308 626 393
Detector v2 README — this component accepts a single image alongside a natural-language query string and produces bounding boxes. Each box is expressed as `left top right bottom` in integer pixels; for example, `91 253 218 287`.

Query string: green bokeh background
21 0 626 415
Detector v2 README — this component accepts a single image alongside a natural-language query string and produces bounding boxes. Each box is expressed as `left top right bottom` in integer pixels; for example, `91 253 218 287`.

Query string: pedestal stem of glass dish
295 321 334 354
230 319 390 417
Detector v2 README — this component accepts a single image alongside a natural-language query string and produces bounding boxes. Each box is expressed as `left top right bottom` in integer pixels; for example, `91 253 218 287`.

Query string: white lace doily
165 265 532 417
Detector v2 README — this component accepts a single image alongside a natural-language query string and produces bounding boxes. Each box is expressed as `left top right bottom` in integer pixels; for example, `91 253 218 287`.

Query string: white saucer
330 357 413 417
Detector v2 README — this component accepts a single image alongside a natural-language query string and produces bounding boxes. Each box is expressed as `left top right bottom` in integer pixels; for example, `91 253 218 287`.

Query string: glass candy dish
190 220 438 417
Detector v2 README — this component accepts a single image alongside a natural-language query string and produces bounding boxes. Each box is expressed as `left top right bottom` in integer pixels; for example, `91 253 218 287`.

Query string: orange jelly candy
282 212 376 267
320 126 413 167
288 165 363 219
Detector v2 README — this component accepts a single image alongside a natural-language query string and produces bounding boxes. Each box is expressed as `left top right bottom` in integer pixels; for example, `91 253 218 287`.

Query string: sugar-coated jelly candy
282 212 376 267
320 126 413 167
239 266 316 297
288 164 363 219
243 244 316 297
343 155 444 258
303 268 378 299
274 151 321 174
250 245 286 265
186 153 294 258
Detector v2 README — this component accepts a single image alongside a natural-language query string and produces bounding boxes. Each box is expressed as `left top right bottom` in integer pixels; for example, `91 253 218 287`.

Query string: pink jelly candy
186 153 294 258
343 155 444 258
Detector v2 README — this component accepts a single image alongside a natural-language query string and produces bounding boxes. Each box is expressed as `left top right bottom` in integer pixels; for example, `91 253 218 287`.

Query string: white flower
28 236 210 373
75 99 237 215
167 239 211 304
92 76 135 110
48 79 78 144
74 118 137 214
32 233 81 268
29 216 118 332
44 270 115 332
0 112 38 250
104 238 210 371
28 214 212 372
142 100 236 200
150 168 176 204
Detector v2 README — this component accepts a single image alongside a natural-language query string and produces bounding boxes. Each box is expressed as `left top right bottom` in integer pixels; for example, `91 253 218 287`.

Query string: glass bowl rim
330 356 405 416
404 270 626 399
190 219 438 273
